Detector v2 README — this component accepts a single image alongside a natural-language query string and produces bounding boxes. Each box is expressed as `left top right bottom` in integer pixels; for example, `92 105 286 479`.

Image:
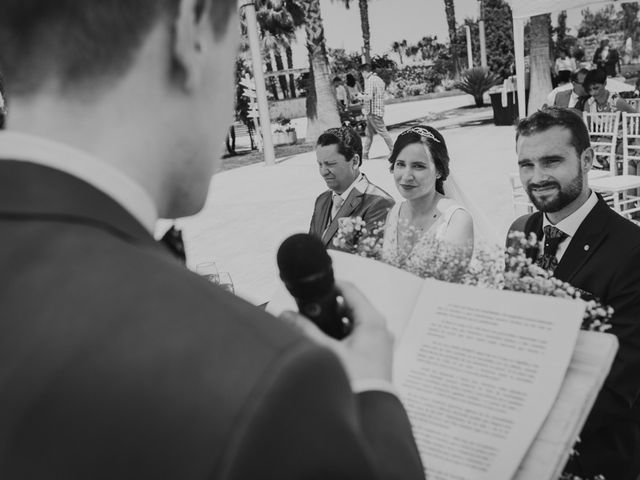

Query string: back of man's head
516 107 590 156
317 126 363 166
570 68 589 84
358 63 373 73
0 0 236 97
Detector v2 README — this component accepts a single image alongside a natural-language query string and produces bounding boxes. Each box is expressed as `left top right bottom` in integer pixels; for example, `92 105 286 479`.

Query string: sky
288 0 585 67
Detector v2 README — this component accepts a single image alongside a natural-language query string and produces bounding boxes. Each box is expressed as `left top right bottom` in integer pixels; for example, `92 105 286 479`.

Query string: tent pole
513 17 527 120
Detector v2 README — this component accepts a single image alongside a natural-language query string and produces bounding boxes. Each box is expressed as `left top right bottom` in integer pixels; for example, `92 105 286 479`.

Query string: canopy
508 0 620 19
506 0 621 117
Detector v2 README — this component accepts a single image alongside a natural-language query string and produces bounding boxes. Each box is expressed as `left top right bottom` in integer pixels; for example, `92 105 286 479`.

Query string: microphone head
277 233 334 298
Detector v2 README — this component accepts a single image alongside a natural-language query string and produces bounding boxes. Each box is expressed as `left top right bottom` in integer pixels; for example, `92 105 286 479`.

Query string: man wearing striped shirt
359 63 394 159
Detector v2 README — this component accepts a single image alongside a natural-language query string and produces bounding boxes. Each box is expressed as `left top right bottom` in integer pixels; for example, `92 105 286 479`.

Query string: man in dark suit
310 126 395 251
0 2 424 479
508 107 640 480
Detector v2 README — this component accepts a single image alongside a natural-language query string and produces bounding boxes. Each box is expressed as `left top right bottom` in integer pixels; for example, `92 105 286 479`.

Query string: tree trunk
264 60 279 100
274 47 289 98
444 0 460 78
358 0 371 64
527 14 553 114
285 46 297 98
303 0 341 143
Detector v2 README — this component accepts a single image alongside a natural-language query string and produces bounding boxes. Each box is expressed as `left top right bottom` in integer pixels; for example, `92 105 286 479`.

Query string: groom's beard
526 167 583 213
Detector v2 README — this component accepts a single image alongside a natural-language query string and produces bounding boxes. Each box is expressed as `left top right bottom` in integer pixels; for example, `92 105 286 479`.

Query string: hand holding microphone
277 234 394 383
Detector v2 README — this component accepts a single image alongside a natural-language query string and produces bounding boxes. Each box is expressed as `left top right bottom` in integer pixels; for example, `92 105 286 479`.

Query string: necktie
160 225 186 263
537 225 568 273
331 194 344 221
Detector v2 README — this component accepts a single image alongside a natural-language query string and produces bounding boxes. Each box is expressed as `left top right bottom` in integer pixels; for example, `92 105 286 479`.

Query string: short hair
556 70 571 84
388 125 450 195
333 76 343 83
516 107 590 157
570 68 589 83
358 63 373 72
583 69 607 90
0 0 237 96
346 73 357 87
316 126 363 166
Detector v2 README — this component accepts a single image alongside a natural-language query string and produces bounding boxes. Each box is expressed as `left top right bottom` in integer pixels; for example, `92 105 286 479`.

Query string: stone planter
273 131 288 146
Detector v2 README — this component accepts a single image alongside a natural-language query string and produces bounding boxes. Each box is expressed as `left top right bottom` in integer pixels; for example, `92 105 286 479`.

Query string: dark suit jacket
0 160 423 480
509 196 640 479
309 174 394 251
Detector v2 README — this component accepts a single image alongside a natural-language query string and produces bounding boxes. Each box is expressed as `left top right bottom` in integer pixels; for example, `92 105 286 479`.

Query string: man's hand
279 280 394 383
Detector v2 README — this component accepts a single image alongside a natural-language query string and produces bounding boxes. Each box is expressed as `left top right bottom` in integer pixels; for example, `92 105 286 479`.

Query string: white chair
508 173 534 216
589 112 640 218
583 111 620 174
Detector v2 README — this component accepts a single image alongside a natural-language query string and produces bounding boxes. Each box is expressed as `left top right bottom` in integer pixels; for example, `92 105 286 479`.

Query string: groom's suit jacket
309 174 394 250
0 160 424 480
509 195 640 479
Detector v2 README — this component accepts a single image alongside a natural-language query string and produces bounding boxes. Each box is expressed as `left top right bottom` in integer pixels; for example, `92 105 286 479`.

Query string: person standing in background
359 63 394 160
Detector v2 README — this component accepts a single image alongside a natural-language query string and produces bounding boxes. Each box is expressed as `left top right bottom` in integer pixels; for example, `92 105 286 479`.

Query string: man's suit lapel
0 160 160 250
321 188 364 246
554 198 610 282
314 192 332 238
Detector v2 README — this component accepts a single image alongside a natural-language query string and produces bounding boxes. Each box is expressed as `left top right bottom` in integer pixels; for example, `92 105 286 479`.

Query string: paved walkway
159 95 524 305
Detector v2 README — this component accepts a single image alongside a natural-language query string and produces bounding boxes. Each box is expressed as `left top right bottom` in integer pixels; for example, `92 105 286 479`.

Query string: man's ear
172 0 209 91
581 146 594 173
351 154 361 169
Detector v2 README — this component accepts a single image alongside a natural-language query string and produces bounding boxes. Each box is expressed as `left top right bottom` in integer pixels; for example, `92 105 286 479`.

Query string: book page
394 279 584 480
267 251 424 339
514 331 618 480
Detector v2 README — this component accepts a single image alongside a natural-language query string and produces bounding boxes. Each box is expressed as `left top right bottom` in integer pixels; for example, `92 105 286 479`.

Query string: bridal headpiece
399 126 441 144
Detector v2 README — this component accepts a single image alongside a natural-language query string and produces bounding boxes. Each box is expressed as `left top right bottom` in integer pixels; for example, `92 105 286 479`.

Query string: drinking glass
196 262 219 284
217 272 235 294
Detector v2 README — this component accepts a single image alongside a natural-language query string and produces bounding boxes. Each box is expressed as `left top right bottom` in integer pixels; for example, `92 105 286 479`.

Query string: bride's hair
388 125 450 195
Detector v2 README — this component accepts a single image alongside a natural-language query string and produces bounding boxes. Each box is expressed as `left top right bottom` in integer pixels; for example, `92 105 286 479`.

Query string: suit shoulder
364 182 395 205
509 212 535 233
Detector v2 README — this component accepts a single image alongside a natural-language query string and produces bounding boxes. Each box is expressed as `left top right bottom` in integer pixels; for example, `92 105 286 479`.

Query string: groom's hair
516 107 590 156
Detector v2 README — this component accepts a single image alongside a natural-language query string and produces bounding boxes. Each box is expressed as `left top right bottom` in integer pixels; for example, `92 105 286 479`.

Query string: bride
382 125 474 266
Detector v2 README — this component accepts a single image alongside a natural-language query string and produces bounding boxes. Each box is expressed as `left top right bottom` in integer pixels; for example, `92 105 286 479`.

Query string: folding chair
583 111 620 174
589 112 640 218
508 173 534 216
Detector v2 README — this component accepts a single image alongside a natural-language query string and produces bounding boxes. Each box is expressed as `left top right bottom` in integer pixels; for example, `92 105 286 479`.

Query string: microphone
277 233 353 340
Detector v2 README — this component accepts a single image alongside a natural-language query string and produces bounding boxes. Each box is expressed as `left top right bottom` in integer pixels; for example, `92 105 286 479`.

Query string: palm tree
302 0 341 142
527 14 553 114
332 0 372 63
256 0 303 99
443 0 460 78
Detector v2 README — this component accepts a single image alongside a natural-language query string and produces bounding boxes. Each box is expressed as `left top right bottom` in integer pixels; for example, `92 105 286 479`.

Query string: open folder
267 251 618 480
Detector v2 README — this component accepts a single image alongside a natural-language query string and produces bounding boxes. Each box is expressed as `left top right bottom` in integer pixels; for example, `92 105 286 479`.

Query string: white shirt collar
0 131 157 232
543 190 598 237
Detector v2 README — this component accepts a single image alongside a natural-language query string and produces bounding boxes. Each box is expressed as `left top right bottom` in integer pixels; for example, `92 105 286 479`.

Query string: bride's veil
443 171 502 250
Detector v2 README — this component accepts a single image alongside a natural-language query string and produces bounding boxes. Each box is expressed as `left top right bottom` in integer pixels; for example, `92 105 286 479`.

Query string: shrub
455 67 502 107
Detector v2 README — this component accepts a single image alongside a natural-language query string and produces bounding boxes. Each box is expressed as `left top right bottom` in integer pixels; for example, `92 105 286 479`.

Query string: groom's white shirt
542 191 598 262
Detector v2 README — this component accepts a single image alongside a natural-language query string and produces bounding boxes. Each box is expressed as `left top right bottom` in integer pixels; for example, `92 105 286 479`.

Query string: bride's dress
381 200 469 261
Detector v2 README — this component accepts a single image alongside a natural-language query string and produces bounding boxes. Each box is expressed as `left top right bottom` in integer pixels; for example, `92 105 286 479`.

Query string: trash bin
489 91 520 126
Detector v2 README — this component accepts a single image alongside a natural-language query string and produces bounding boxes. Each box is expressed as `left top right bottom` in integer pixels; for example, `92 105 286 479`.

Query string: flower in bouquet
333 216 613 332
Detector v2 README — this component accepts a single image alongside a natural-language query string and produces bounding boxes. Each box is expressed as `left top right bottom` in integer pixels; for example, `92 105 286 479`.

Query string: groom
310 126 394 251
508 107 640 480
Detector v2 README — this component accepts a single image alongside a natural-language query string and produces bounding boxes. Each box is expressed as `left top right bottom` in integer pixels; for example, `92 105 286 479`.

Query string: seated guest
310 126 394 250
509 107 640 480
583 68 636 114
544 68 589 113
333 76 349 110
